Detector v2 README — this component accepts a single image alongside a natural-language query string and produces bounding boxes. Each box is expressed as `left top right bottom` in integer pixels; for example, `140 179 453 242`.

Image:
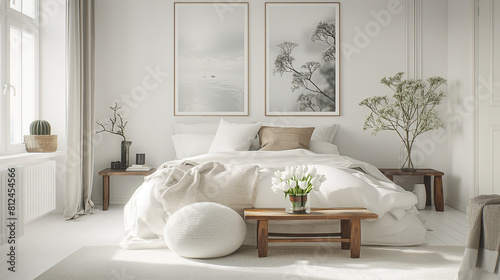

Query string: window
10 0 36 18
0 0 39 153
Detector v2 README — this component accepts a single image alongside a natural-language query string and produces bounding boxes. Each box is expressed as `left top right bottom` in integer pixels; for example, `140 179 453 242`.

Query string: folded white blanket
121 161 260 249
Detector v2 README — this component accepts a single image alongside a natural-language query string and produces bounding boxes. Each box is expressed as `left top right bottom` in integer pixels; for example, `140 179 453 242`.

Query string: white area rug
36 245 464 280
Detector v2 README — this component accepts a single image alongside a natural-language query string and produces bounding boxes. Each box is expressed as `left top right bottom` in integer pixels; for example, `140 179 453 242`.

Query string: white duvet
121 149 426 249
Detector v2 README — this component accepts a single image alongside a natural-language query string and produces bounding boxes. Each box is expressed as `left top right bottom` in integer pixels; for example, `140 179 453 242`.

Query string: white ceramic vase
413 183 426 210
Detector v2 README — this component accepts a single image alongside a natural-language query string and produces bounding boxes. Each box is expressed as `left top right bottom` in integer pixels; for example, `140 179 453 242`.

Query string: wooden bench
243 208 378 258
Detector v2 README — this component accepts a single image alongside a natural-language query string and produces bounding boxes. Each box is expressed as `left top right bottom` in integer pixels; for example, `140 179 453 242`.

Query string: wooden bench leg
103 175 110 211
350 219 361 258
341 220 351 250
434 175 444 211
257 220 268 257
424 175 432 206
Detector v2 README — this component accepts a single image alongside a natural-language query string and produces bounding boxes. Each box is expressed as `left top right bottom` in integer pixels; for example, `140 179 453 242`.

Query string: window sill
0 150 66 167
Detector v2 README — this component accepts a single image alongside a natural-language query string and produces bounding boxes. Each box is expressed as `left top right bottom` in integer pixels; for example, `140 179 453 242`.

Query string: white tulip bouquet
271 165 326 197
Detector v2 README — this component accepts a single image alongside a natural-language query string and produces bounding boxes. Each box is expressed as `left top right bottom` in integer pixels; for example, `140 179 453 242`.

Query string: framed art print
266 2 340 116
174 2 249 116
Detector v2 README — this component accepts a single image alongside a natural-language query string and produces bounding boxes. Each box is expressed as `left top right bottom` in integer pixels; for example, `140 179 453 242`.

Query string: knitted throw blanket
458 195 500 279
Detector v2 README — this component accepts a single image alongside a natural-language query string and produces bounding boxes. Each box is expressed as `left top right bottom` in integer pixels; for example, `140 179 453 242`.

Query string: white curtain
64 0 95 219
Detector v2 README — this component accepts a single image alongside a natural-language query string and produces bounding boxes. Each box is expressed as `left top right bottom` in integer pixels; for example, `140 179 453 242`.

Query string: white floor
0 204 466 280
419 205 468 246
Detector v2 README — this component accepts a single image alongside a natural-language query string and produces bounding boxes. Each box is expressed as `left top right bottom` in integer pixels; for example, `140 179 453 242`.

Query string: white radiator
22 161 56 224
1 160 57 245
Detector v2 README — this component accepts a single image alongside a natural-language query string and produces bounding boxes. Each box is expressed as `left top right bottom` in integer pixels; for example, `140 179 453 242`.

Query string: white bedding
121 149 426 249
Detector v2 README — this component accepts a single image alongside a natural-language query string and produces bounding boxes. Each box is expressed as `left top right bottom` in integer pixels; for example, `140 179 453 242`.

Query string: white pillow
172 134 214 159
310 124 339 143
209 119 262 153
174 123 219 134
309 140 340 155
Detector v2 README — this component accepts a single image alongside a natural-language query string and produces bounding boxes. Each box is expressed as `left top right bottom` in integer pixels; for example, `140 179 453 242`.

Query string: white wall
93 0 449 206
39 0 67 213
446 0 475 211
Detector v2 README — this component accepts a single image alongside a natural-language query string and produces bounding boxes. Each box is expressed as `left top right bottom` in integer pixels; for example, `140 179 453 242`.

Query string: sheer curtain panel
64 0 95 219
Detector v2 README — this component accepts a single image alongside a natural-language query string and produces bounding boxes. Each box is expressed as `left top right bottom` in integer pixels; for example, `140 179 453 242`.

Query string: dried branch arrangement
96 102 128 141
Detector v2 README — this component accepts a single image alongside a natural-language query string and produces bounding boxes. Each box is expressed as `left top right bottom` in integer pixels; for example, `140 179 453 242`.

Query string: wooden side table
379 168 445 211
98 168 156 210
244 208 378 258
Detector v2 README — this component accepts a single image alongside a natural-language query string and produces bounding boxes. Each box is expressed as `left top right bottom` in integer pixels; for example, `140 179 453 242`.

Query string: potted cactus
24 120 57 152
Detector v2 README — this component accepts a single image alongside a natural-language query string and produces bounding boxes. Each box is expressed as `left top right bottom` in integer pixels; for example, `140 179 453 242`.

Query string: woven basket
24 135 57 153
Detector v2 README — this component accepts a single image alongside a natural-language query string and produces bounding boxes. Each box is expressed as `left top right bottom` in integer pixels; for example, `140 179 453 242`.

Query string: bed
120 120 427 249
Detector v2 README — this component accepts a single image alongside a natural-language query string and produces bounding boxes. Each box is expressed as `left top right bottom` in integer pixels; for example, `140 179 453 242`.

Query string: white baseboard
446 199 467 212
95 199 128 205
110 199 129 205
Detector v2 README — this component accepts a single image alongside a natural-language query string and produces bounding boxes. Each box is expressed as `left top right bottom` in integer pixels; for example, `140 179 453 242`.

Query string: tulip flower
270 165 325 198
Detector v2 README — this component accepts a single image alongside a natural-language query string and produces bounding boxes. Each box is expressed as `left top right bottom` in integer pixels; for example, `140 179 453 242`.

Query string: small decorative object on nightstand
98 168 156 210
96 103 132 168
110 161 122 169
379 168 445 211
413 184 426 210
126 164 151 172
136 153 145 165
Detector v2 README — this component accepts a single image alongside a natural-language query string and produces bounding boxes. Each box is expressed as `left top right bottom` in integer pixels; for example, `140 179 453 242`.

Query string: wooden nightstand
98 168 156 210
379 168 445 211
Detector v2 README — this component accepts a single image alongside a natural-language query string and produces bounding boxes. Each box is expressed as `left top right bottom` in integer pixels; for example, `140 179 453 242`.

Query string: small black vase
121 141 132 168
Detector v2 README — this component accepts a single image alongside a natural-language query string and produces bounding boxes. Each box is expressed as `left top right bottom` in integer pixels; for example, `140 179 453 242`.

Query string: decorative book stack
126 164 152 172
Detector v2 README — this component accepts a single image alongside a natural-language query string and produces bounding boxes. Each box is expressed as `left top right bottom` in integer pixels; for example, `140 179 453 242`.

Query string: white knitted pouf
164 202 246 258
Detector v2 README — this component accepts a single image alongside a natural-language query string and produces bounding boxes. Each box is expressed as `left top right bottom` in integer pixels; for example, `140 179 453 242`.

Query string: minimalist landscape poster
266 3 340 116
175 3 249 115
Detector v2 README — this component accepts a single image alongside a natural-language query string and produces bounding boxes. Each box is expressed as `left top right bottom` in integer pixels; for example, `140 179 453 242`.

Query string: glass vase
286 194 310 214
121 141 132 168
400 144 416 172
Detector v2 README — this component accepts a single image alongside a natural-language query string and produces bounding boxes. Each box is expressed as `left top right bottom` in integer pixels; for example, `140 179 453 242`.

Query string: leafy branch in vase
273 21 336 112
359 72 446 170
96 102 128 141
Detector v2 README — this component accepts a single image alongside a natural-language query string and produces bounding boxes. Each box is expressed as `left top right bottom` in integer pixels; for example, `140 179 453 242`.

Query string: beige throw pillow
258 126 315 151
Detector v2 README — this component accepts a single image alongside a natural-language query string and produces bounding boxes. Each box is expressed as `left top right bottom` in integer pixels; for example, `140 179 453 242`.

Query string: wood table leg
256 222 259 248
257 220 268 257
385 174 394 181
350 219 361 258
434 175 444 211
341 220 351 250
423 175 432 206
103 175 110 211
